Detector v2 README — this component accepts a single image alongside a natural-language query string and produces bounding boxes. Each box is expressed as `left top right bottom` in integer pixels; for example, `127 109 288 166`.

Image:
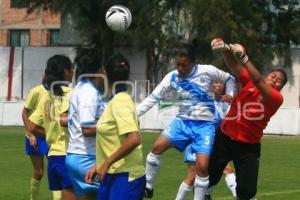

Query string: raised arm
211 38 274 100
222 50 244 78
211 38 244 78
137 72 173 116
229 44 274 100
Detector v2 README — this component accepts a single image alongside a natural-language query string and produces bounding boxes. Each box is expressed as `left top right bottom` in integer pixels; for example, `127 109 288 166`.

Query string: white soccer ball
105 5 132 32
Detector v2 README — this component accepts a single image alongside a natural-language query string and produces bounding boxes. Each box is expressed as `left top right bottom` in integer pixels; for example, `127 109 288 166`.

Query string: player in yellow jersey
29 55 76 200
86 53 145 200
22 83 49 200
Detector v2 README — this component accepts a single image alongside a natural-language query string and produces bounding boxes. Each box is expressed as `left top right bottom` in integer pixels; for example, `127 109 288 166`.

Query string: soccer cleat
144 187 153 198
204 194 212 200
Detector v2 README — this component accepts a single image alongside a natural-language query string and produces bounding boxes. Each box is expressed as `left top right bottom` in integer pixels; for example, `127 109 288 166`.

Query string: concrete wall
22 47 76 98
0 47 147 101
0 101 24 125
0 47 76 100
0 47 299 135
280 49 300 108
140 104 300 135
1 101 299 135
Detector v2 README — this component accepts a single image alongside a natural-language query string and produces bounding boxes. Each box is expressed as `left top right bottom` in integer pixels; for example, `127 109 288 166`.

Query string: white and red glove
211 37 230 52
229 43 249 65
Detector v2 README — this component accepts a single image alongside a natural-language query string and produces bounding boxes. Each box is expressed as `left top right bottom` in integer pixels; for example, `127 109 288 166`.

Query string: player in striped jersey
66 48 105 199
138 43 235 200
175 80 237 200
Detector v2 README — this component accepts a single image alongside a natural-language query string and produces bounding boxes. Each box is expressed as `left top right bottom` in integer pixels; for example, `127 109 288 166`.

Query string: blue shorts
184 145 196 163
66 154 99 196
48 156 73 191
97 173 146 200
183 127 221 162
25 135 48 156
162 117 215 155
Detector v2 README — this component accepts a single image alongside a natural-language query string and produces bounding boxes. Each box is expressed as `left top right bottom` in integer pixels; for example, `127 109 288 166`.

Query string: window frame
9 29 30 47
48 29 60 46
10 0 29 8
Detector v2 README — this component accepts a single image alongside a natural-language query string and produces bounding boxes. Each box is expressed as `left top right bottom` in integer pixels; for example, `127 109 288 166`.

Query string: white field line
215 189 300 200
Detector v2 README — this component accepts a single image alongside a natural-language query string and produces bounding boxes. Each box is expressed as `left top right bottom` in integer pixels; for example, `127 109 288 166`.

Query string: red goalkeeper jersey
221 68 283 144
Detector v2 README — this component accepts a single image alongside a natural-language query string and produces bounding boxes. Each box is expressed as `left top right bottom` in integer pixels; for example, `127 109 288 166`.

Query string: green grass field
0 126 300 200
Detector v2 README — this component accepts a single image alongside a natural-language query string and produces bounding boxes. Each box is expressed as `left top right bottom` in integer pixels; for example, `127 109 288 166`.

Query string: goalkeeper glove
211 37 230 52
229 44 249 65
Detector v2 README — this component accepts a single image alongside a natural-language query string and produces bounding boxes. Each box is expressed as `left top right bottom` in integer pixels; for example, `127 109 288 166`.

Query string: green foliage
27 0 300 79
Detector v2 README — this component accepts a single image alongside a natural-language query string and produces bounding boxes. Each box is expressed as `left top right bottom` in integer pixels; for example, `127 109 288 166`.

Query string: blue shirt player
176 81 237 200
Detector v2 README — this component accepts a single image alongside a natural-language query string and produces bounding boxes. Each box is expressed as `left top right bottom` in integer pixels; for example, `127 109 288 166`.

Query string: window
10 30 30 47
10 0 29 8
49 29 60 46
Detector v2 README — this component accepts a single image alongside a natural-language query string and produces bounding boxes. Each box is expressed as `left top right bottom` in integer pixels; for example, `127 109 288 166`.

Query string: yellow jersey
24 85 48 115
29 87 72 156
96 92 145 181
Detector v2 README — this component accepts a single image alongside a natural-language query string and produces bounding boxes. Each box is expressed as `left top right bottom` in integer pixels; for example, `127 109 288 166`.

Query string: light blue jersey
137 64 234 121
214 100 229 127
66 79 105 196
138 64 235 155
67 79 105 155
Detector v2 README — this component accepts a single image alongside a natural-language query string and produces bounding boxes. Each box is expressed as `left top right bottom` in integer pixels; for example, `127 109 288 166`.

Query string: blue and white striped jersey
67 79 105 155
137 64 235 121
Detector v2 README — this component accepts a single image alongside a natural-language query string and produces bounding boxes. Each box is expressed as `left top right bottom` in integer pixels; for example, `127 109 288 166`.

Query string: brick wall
0 0 61 46
0 30 8 46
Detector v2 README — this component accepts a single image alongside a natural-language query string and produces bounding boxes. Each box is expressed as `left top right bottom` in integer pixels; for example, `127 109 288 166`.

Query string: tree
27 0 300 82
179 0 300 72
28 0 182 84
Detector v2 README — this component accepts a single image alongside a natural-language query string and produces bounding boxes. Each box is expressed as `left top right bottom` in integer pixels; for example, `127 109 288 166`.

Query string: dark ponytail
104 53 130 89
43 55 72 96
74 48 102 81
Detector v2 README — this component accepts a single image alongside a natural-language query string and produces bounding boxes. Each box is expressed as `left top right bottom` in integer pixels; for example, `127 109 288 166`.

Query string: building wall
0 47 148 100
0 0 60 47
281 49 300 108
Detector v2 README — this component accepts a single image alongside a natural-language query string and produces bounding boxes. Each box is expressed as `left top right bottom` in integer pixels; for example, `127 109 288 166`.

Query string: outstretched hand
229 44 249 65
211 38 230 52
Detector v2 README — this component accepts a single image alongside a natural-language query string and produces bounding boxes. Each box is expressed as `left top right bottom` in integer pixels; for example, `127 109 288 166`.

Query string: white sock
205 185 216 196
194 175 209 200
145 152 162 190
175 181 193 200
225 173 237 197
